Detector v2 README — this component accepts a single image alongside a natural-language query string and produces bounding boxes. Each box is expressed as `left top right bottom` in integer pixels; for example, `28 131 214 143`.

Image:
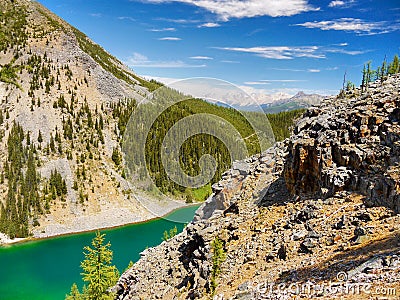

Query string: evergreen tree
388 54 399 74
50 133 55 152
80 231 119 300
162 226 178 241
37 130 43 143
65 283 82 300
210 237 226 295
380 56 387 84
361 64 366 93
111 147 121 166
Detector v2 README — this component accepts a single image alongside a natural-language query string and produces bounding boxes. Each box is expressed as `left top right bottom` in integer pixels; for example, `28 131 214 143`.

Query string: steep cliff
284 74 400 212
115 75 400 299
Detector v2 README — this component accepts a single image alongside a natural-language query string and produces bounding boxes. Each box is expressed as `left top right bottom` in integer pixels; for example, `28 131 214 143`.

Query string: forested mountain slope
0 0 158 239
0 0 303 241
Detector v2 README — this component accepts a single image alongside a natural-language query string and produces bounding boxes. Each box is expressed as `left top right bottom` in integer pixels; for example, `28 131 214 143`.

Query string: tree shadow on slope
256 176 400 285
276 231 400 284
175 233 207 292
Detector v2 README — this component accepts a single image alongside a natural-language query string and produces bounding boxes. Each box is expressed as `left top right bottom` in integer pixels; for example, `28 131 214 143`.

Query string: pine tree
50 133 55 152
65 283 82 300
366 61 372 87
380 56 387 84
37 130 43 144
388 54 399 74
80 231 119 300
111 147 121 166
210 237 226 295
361 64 366 93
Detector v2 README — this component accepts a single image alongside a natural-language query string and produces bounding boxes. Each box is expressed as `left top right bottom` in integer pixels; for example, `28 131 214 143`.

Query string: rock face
284 74 400 212
115 75 400 299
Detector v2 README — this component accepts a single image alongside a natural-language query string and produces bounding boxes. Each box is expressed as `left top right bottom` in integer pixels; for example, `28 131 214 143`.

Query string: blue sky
38 0 400 101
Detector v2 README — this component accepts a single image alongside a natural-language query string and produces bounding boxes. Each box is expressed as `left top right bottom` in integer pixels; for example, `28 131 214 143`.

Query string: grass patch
191 183 212 202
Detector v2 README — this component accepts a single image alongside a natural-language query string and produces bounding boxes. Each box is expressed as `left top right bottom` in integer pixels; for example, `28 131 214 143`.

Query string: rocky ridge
285 74 400 212
114 75 400 299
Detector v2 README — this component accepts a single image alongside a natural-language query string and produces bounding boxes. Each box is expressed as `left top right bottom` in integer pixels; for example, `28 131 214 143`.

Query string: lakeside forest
0 0 310 239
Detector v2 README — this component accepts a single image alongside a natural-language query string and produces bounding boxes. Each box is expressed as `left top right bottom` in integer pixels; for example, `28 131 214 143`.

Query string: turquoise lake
0 205 199 300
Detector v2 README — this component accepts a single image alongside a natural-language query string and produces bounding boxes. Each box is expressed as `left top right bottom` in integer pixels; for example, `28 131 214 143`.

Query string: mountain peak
294 91 306 97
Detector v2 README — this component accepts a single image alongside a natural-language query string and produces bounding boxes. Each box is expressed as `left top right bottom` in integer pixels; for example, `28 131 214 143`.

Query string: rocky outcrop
193 145 284 222
284 74 400 212
115 75 400 300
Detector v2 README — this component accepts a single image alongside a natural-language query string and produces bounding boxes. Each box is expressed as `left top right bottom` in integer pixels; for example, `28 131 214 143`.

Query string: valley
0 0 304 242
0 0 399 299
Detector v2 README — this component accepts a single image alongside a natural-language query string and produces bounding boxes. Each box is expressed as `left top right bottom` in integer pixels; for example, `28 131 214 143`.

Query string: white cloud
244 81 271 85
261 79 307 82
297 18 400 35
144 0 319 20
126 52 206 68
244 79 307 85
220 60 240 63
271 68 304 72
326 48 366 55
89 13 102 18
198 22 220 28
308 69 320 73
130 52 148 62
328 1 345 7
215 46 325 60
118 16 136 22
158 37 182 41
149 27 176 32
328 0 356 8
154 17 200 24
190 56 213 60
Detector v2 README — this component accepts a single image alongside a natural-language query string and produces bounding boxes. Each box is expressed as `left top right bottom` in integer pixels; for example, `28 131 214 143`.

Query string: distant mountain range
261 91 326 114
214 91 326 113
144 77 327 114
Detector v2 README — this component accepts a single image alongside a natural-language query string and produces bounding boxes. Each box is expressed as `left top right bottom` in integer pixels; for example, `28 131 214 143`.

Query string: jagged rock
353 234 369 245
306 230 320 239
299 238 316 254
347 256 386 279
354 226 367 236
333 215 349 230
292 230 307 241
284 76 400 213
232 161 252 176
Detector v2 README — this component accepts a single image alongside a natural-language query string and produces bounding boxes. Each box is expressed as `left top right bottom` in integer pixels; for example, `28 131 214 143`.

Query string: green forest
122 85 302 202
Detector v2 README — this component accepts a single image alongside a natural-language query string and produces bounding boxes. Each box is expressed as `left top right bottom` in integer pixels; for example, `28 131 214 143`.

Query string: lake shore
0 233 28 245
0 202 202 246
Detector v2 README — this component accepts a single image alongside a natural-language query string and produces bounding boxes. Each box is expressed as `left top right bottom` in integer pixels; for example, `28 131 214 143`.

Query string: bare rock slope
115 75 400 299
